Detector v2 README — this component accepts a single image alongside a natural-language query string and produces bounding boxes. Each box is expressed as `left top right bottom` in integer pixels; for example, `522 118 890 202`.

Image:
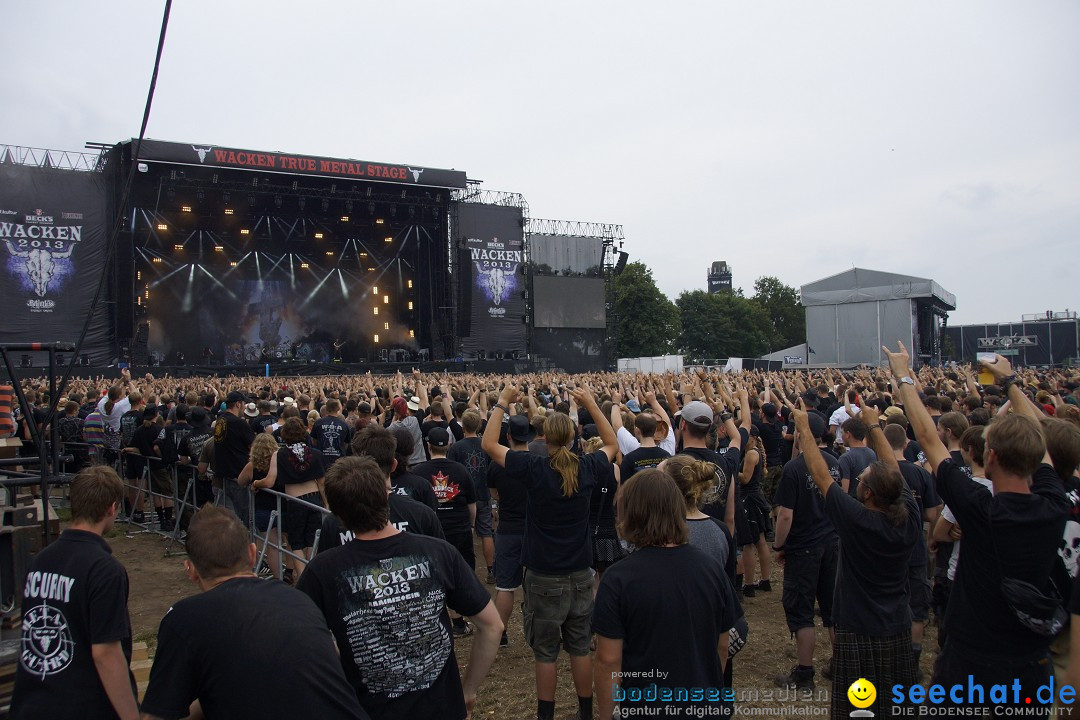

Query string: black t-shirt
504 449 608 574
11 530 134 720
680 446 740 523
839 447 877 495
179 425 213 465
319 495 446 551
140 578 367 720
937 460 1069 657
592 544 734 711
772 454 842 551
487 460 527 535
824 483 921 635
898 460 941 566
249 414 274 435
212 411 256 479
390 471 439 511
411 458 476 536
446 437 490 501
119 409 141 449
277 444 326 486
296 532 490 720
903 440 928 467
757 418 784 467
312 416 353 466
619 446 670 481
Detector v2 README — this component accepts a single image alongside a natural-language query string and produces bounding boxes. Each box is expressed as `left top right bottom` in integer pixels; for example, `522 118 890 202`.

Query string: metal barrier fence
60 441 332 580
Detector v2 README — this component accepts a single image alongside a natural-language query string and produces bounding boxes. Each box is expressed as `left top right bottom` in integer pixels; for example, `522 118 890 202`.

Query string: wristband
771 545 784 553
495 403 510 414
1000 375 1018 392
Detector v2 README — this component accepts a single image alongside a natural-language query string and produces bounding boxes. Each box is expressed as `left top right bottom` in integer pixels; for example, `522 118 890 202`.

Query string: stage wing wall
458 204 526 355
0 164 112 362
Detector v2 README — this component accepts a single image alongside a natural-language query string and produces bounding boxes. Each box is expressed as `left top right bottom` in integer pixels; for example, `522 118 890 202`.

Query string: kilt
830 628 915 718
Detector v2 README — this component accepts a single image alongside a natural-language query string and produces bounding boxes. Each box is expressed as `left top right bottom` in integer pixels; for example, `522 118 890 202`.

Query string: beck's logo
192 146 213 163
407 167 424 182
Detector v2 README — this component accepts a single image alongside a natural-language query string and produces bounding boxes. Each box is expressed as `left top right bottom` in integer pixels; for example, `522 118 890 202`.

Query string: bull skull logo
4 240 76 297
407 167 424 182
192 146 213 163
476 263 512 306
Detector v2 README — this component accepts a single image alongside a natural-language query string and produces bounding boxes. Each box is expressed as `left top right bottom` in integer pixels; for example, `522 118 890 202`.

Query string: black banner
129 139 468 189
0 164 112 362
459 205 526 355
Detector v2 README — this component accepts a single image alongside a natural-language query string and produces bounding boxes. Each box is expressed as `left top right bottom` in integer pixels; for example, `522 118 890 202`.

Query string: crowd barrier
59 441 332 578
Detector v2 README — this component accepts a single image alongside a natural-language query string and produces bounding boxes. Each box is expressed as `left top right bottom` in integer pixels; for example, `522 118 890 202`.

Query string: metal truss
451 188 530 215
0 144 106 172
526 217 624 240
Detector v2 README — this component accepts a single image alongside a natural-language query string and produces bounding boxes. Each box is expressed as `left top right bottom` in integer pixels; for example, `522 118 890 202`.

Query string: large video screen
532 276 606 329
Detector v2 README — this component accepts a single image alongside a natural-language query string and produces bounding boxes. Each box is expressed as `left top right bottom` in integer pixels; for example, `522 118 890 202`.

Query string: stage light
181 205 192 213
340 216 349 222
229 261 237 267
373 334 379 343
137 271 142 280
300 262 309 269
157 223 168 231
384 322 389 331
408 301 414 310
407 279 413 289
152 258 162 263
368 267 375 271
383 295 389 304
409 329 415 338
376 218 384 225
373 286 378 294
174 244 184 250
240 229 250 235
224 208 234 215
373 307 379 316
384 237 392 243
325 251 334 256
314 232 324 239
360 252 368 257
214 245 224 252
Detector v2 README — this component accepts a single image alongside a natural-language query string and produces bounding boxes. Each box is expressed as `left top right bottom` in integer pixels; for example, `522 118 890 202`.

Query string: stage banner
459 204 526 355
0 164 112 362
131 139 468 189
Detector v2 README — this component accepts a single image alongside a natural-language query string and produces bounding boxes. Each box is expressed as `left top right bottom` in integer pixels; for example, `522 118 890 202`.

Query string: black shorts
285 492 324 550
908 564 930 622
494 532 524 591
446 531 475 572
781 540 838 632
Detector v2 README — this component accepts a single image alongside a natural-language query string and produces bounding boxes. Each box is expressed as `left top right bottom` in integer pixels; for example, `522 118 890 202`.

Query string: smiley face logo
848 678 876 709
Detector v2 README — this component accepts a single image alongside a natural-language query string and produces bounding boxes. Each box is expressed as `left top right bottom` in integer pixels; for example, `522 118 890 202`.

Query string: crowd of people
7 355 1080 719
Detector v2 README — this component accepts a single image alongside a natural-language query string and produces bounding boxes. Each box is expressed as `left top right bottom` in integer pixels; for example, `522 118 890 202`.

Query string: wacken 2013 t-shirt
296 532 491 720
11 530 135 720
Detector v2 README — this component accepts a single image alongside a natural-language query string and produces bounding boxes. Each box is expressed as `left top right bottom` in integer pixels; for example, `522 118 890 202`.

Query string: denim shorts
522 568 594 662
474 498 493 538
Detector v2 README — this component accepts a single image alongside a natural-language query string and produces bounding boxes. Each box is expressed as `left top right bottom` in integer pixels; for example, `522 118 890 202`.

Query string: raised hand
881 341 912 379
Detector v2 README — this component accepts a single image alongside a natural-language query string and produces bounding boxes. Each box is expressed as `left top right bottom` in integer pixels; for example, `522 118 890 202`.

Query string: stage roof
801 268 956 309
118 138 468 190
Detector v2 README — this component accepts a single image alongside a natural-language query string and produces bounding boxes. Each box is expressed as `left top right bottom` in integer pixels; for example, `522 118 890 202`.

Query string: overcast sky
3 1 1078 327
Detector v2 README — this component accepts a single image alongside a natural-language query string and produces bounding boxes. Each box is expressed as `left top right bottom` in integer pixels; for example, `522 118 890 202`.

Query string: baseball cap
680 400 714 429
508 415 536 443
761 402 778 418
883 406 905 419
427 427 449 447
225 391 246 406
626 399 642 414
244 402 258 418
407 396 421 411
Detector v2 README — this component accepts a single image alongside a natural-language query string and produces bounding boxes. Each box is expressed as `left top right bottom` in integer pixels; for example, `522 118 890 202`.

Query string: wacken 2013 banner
0 164 111 362
459 204 526 355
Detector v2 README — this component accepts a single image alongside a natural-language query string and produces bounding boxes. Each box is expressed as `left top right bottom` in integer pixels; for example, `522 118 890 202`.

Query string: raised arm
792 407 837 499
413 369 429 411
481 384 518 467
860 406 896 472
882 342 950 473
573 387 618 461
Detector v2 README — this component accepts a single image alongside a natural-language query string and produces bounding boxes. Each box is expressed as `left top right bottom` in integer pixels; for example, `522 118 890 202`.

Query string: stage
8 359 534 381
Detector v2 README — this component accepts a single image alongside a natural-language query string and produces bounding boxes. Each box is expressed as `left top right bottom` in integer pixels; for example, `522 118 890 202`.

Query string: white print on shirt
21 603 75 678
337 554 449 698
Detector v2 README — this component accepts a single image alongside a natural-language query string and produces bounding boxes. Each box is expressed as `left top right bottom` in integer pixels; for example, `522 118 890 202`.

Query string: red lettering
319 160 333 173
304 159 316 171
281 156 297 170
212 149 230 162
225 151 238 164
263 154 276 168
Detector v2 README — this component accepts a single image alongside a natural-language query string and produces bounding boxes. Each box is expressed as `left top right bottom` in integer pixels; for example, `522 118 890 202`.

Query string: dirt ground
113 530 938 717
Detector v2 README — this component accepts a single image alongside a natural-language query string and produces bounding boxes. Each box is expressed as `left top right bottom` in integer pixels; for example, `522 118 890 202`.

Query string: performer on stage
333 339 345 362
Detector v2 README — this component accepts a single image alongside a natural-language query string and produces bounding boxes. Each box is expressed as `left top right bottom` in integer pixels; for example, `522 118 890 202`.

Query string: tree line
612 262 805 361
